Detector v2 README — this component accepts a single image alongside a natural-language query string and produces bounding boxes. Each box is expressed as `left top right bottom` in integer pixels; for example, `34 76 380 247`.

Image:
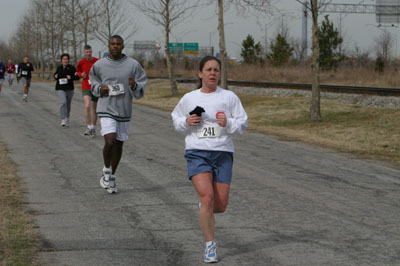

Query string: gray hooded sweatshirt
90 55 147 122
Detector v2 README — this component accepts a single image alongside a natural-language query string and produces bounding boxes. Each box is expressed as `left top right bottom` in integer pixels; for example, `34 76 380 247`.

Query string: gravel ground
229 85 400 108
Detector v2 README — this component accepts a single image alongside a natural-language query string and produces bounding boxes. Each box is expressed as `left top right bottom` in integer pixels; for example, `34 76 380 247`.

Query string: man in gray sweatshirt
90 35 147 194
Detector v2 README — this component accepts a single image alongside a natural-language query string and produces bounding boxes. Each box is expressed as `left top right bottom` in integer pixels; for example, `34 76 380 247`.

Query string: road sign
168 43 184 54
184 43 199 55
134 40 156 50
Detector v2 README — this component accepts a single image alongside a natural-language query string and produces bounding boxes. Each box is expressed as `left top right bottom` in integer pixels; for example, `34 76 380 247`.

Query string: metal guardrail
148 76 400 97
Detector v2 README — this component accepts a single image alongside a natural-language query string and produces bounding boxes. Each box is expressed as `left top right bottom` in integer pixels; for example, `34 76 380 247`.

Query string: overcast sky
1 0 400 58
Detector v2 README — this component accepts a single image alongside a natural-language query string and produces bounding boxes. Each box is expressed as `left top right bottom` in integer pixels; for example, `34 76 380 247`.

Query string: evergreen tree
240 34 262 64
266 33 293 66
318 15 346 70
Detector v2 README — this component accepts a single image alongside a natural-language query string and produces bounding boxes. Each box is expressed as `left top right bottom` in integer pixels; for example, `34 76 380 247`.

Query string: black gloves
189 106 205 116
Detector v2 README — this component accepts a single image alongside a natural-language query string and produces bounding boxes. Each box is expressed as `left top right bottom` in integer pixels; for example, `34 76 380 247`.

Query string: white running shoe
61 119 66 127
83 128 91 135
22 95 28 102
106 175 118 194
90 128 96 137
204 241 218 263
65 117 69 126
100 167 112 189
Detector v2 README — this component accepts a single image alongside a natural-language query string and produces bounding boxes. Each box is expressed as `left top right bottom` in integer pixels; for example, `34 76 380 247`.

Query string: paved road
1 82 400 266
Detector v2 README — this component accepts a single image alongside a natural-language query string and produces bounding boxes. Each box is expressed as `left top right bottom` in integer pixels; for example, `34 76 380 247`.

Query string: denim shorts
184 149 233 184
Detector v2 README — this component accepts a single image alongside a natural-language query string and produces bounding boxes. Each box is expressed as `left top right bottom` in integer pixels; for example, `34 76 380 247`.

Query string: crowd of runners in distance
0 34 248 263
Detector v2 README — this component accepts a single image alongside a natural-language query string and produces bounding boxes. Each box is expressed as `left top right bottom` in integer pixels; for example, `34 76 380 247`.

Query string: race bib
59 78 68 85
108 83 125 96
197 123 223 138
21 71 28 75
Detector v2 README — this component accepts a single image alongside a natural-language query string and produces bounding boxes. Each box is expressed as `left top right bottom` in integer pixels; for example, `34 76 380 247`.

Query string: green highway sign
168 43 183 54
184 43 199 54
168 42 199 55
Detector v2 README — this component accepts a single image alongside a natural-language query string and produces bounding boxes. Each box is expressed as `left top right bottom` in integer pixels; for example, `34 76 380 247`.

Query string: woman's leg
57 90 68 118
191 172 215 242
66 90 74 118
212 182 231 213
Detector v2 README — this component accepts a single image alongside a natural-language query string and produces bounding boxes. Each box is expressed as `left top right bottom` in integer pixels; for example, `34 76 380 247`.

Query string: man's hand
100 85 110 97
54 74 58 79
128 77 135 88
82 72 87 79
66 75 71 79
186 114 202 126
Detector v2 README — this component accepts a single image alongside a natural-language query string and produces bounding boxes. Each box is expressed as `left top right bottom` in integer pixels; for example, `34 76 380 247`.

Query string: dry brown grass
146 62 400 88
0 144 39 266
140 79 400 167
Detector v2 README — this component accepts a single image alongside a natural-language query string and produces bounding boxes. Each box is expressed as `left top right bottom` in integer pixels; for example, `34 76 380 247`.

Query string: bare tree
133 0 201 95
94 0 138 46
64 0 83 65
295 0 333 121
309 0 321 120
374 30 393 64
77 0 98 46
291 38 307 63
215 0 275 89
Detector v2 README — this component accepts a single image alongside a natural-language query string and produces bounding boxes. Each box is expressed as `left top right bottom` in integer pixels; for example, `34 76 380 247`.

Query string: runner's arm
225 94 248 135
171 97 190 134
76 62 83 78
71 67 80 81
89 64 103 97
129 62 147 99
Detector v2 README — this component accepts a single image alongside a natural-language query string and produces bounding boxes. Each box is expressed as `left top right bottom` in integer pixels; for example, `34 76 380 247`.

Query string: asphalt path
1 82 400 266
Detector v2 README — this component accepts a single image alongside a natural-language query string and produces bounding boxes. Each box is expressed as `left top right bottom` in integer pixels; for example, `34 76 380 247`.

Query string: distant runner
5 59 16 86
18 56 34 102
0 60 5 94
77 45 99 136
53 53 79 127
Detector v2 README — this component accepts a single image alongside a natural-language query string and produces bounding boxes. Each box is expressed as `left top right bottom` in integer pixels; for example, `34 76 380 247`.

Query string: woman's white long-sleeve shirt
171 86 248 152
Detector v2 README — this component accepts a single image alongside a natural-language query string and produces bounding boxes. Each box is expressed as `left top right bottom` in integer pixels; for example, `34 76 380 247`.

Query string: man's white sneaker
204 241 218 263
100 167 112 188
61 119 66 127
106 175 118 194
65 117 69 126
100 175 110 189
90 128 96 137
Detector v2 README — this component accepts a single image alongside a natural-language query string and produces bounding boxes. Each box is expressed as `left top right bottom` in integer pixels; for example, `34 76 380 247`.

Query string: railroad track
148 76 400 97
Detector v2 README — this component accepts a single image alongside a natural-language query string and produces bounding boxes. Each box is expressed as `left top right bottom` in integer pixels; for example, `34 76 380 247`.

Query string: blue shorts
184 149 233 184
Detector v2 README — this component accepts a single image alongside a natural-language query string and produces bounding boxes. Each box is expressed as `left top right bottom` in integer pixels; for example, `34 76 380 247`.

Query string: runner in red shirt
5 59 16 86
77 45 99 136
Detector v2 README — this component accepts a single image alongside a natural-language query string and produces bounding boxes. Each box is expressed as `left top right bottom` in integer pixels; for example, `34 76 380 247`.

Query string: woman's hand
66 75 71 79
216 112 227 127
186 114 202 126
54 74 58 79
